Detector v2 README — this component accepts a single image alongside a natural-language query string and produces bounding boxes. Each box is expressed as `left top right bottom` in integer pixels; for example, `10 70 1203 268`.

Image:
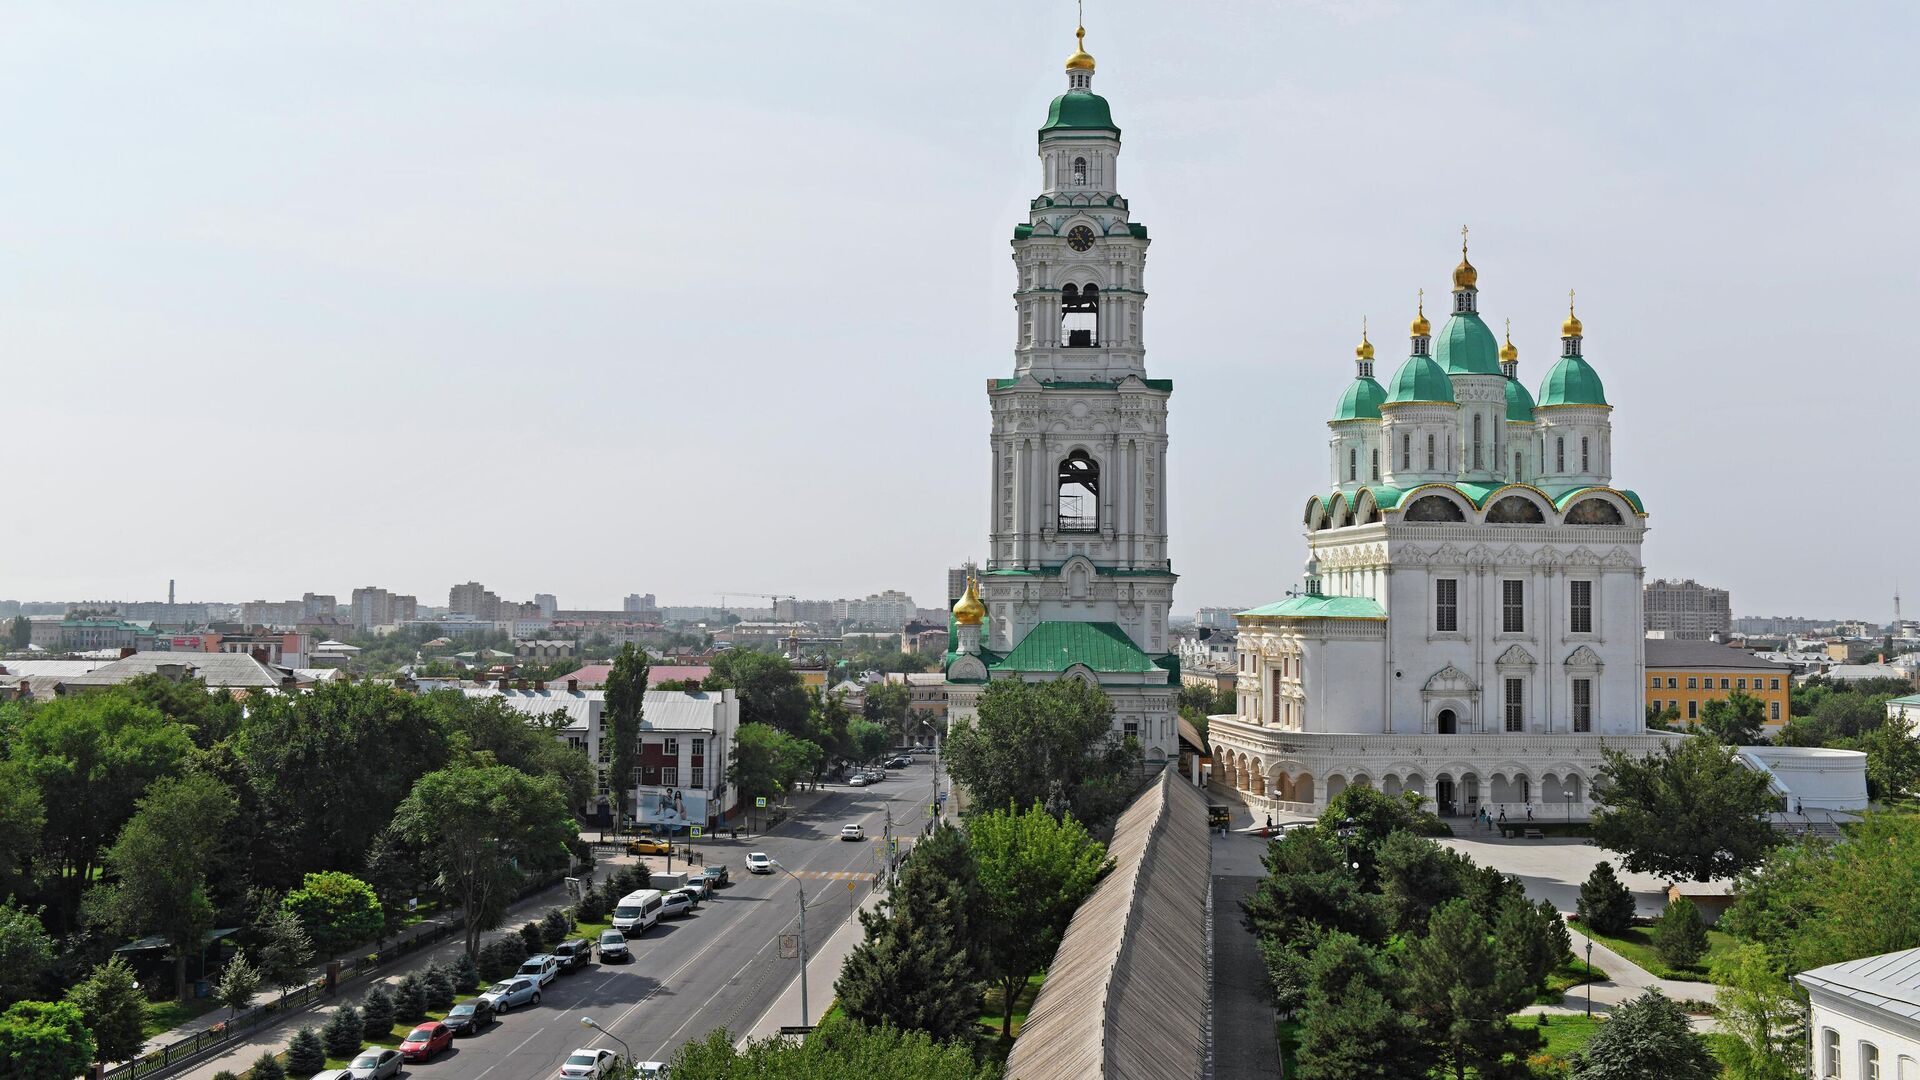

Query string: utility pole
883 803 894 890
773 860 810 1030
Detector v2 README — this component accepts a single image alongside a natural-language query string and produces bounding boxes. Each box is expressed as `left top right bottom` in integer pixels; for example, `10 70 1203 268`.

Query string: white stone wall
1806 989 1920 1080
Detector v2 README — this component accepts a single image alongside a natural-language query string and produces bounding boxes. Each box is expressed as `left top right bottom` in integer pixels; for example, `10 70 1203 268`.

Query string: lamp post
580 1016 632 1065
1585 939 1594 1017
771 859 810 1030
1565 791 1573 822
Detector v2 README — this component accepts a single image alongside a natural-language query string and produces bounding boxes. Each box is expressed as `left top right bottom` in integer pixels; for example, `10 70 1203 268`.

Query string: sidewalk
1517 925 1721 1031
737 879 886 1045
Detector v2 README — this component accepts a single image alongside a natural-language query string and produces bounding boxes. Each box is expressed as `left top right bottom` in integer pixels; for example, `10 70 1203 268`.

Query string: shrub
422 963 455 1012
1576 861 1637 936
541 907 573 944
321 1005 362 1058
393 974 426 1024
282 872 384 955
1652 897 1708 969
519 922 548 955
213 1072 242 1080
575 887 608 923
286 1026 326 1075
246 1051 286 1080
452 952 480 994
478 935 528 982
360 986 394 1039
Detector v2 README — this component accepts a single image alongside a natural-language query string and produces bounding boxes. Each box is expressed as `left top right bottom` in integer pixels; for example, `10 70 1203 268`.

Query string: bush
518 922 548 955
452 952 480 994
479 935 528 982
286 1026 326 1075
575 887 608 923
541 907 573 944
283 872 384 955
321 1005 362 1058
422 963 455 1012
360 986 394 1039
1652 897 1708 969
393 974 426 1024
246 1051 286 1080
213 1073 242 1080
1576 861 1637 936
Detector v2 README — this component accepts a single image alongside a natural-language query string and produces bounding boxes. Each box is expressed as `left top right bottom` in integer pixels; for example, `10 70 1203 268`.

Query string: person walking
1525 804 1533 822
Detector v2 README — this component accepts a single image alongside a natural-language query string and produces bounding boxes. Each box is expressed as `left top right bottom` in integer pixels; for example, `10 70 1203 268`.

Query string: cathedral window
1347 448 1357 482
1514 450 1523 480
1505 679 1524 731
1569 580 1594 633
1473 415 1483 471
1371 448 1379 481
1556 437 1566 473
1502 580 1525 633
1565 498 1624 525
1572 678 1593 732
1487 495 1545 524
1581 436 1590 472
1057 450 1100 532
1401 434 1411 471
1435 578 1459 632
1072 156 1088 186
1426 433 1436 471
1405 495 1466 522
1060 282 1098 347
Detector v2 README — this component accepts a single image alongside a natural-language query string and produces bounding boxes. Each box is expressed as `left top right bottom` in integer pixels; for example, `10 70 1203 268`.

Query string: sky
2 1 1914 619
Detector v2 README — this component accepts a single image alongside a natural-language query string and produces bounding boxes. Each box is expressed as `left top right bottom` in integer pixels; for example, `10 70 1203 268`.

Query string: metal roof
60 652 294 689
1797 947 1920 1023
992 621 1161 674
1004 769 1211 1080
1645 639 1791 672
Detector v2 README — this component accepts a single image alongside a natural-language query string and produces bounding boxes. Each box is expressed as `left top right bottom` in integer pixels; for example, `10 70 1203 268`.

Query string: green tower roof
1537 355 1608 407
1433 311 1503 376
1039 91 1119 141
1504 375 1537 421
1332 376 1386 421
1383 354 1456 405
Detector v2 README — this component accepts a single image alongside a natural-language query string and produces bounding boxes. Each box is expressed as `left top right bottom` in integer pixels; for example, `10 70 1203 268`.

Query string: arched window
1060 283 1098 347
1426 432 1436 471
1565 498 1625 525
1057 451 1100 532
1404 495 1467 522
1821 1029 1839 1078
1863 1042 1880 1080
1347 448 1357 482
1486 496 1546 524
1472 415 1483 470
1581 435 1591 473
1072 156 1088 186
1514 450 1523 480
1401 433 1411 470
1556 437 1566 473
1371 448 1380 481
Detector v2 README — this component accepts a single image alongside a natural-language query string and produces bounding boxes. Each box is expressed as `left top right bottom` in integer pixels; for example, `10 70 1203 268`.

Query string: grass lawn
141 996 220 1039
1275 1018 1301 1076
1538 954 1608 1004
1569 919 1737 981
975 973 1044 1040
1514 1012 1605 1061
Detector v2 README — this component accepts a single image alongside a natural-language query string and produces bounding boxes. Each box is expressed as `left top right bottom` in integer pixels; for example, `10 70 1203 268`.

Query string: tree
360 985 394 1038
968 803 1111 1037
213 949 262 1017
1856 721 1920 801
452 951 481 994
1495 895 1569 998
1651 897 1708 969
246 1049 286 1080
602 643 651 830
704 650 810 736
1294 932 1432 1080
393 973 426 1023
728 724 818 814
863 682 913 735
1722 812 1920 972
0 761 45 899
422 963 455 1011
64 956 146 1064
835 825 981 1043
255 906 314 991
1698 690 1768 745
1401 899 1540 1080
0 901 54 1009
540 906 572 947
1374 830 1474 935
0 999 94 1080
1241 828 1383 969
425 691 595 811
1576 860 1637 935
287 1026 328 1075
1590 737 1779 882
283 872 384 956
86 773 237 1001
1570 988 1718 1080
321 1004 363 1058
846 718 892 764
385 763 577 958
1317 784 1447 882
1711 942 1804 1080
666 1018 1003 1080
518 921 547 955
6 616 29 650
943 679 1142 829
479 934 528 982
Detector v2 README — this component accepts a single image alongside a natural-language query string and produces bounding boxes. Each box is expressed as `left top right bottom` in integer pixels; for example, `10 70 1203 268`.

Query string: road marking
471 1029 544 1080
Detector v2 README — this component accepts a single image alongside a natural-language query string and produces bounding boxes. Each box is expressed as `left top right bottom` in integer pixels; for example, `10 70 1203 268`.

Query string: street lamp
1564 791 1573 822
770 859 810 1031
1585 939 1594 1017
580 1016 632 1064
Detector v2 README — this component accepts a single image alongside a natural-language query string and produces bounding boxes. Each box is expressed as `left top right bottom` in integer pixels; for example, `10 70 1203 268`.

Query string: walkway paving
1211 800 1284 1080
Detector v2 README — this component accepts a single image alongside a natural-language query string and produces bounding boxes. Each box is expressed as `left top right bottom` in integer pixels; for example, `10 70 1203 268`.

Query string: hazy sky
4 2 1913 619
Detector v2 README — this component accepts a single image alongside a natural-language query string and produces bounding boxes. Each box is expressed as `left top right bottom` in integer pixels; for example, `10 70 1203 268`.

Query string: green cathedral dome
1039 91 1119 141
1433 311 1503 376
1332 376 1386 421
1504 375 1537 421
1383 354 1456 405
1537 355 1608 407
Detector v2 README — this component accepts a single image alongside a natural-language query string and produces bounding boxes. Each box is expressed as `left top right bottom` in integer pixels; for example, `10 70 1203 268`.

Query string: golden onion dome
1065 25 1095 71
1355 321 1375 361
1409 292 1431 338
1499 320 1518 363
1562 290 1583 337
952 578 986 626
1452 226 1477 289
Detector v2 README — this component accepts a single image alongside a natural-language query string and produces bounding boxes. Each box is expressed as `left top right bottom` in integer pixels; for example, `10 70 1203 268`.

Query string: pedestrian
1526 804 1533 821
1498 807 1507 824
1265 814 1274 832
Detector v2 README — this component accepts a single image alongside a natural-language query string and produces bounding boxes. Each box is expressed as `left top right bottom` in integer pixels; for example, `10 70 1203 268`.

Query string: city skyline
2 2 1910 616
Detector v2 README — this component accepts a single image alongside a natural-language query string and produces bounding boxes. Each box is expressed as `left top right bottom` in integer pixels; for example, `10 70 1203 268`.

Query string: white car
745 852 773 874
660 890 696 918
841 824 866 842
558 1047 620 1078
518 954 560 986
636 1063 671 1079
848 775 868 787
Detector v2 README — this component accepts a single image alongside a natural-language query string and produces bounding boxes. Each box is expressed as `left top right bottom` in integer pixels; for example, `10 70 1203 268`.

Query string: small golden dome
1452 225 1477 289
1355 320 1375 361
1065 25 1095 71
1409 291 1431 338
1562 290 1583 337
952 578 986 626
1499 319 1518 363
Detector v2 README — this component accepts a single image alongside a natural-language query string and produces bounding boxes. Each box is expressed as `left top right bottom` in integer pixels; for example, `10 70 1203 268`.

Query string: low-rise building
1889 694 1920 735
884 671 947 747
515 639 577 662
57 651 300 694
1820 663 1917 687
1645 638 1793 728
1796 947 1920 1080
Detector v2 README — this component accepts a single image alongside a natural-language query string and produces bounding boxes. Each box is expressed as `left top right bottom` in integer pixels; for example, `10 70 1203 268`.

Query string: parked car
611 889 664 935
700 864 729 889
745 852 773 874
479 976 541 1012
346 1048 404 1080
636 1062 671 1079
443 997 495 1035
841 823 866 841
399 1022 452 1062
627 837 671 856
308 1072 354 1080
660 889 696 917
553 938 594 973
847 774 868 787
681 875 711 900
886 756 912 768
597 929 630 962
559 1048 621 1078
518 954 560 986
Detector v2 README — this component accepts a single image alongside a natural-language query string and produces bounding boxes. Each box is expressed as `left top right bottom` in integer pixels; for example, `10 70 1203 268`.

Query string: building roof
1331 375 1386 422
1382 353 1456 405
1239 594 1388 620
1537 354 1609 407
0 660 109 679
1797 947 1920 1022
1824 663 1908 683
1434 311 1503 376
992 622 1161 674
60 651 295 689
551 664 712 688
1644 639 1792 672
1504 374 1537 421
1039 90 1118 140
459 687 734 733
1004 769 1210 1080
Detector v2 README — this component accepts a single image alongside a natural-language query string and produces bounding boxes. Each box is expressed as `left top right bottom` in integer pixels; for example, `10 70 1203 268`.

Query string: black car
553 938 594 973
442 997 495 1036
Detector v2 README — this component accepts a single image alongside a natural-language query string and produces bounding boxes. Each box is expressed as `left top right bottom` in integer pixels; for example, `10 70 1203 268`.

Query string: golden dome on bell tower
1355 319 1375 361
1409 291 1431 338
1562 290 1584 338
952 578 986 626
1452 225 1477 290
1065 23 1095 71
1499 319 1518 363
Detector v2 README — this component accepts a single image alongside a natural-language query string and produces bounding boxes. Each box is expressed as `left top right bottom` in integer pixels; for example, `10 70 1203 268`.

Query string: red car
399 1021 452 1062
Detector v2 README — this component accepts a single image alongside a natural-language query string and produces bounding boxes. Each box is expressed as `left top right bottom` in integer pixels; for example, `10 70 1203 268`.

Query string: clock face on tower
1066 225 1095 252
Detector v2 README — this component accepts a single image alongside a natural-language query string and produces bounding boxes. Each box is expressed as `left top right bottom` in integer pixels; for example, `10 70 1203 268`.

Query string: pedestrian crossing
788 870 875 881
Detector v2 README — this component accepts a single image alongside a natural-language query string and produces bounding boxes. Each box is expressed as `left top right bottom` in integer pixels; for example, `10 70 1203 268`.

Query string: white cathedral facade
944 25 1180 765
1207 249 1684 819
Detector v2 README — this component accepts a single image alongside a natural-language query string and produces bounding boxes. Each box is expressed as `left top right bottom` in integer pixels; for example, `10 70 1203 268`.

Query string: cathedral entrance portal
1435 778 1456 816
1438 708 1458 735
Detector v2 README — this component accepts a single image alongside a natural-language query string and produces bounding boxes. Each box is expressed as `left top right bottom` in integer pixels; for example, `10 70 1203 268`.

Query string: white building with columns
1208 243 1683 819
944 21 1180 765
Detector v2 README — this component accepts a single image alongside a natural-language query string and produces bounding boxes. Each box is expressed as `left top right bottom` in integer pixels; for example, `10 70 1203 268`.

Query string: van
650 872 689 894
611 889 664 936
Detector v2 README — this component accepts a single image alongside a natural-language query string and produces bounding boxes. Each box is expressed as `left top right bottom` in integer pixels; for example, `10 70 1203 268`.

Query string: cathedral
1207 243 1684 818
944 23 1181 765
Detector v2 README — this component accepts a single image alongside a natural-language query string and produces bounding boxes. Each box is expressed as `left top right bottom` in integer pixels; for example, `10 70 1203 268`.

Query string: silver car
346 1048 403 1079
479 976 542 1011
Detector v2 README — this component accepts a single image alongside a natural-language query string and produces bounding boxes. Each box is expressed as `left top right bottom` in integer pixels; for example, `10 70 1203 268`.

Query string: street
393 759 937 1078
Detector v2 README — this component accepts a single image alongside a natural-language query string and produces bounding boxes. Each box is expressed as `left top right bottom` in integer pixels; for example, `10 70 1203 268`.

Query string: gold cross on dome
1568 288 1576 313
1461 224 1469 252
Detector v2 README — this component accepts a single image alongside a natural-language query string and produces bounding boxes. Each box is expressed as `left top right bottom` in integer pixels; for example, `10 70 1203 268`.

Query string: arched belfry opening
1057 450 1100 532
1072 156 1088 186
1061 282 1099 347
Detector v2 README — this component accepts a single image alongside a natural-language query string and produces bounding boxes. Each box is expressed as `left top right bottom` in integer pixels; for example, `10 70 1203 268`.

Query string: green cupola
1536 295 1608 406
1333 324 1387 420
1499 322 1536 420
1040 23 1119 141
1433 231 1502 375
1384 354 1455 405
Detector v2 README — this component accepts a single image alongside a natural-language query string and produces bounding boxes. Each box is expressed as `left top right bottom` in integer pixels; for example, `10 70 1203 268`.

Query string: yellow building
1645 639 1791 729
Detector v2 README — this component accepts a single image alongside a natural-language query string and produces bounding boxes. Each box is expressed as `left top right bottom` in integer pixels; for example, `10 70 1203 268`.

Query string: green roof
1013 224 1034 240
1332 376 1386 421
1039 91 1119 140
1383 354 1456 405
1434 311 1502 376
1537 354 1608 407
1544 485 1647 514
1505 375 1537 421
1452 481 1500 508
991 621 1161 674
1239 594 1387 620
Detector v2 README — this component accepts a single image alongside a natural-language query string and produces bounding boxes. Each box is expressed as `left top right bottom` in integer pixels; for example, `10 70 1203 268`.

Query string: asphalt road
394 759 939 1079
